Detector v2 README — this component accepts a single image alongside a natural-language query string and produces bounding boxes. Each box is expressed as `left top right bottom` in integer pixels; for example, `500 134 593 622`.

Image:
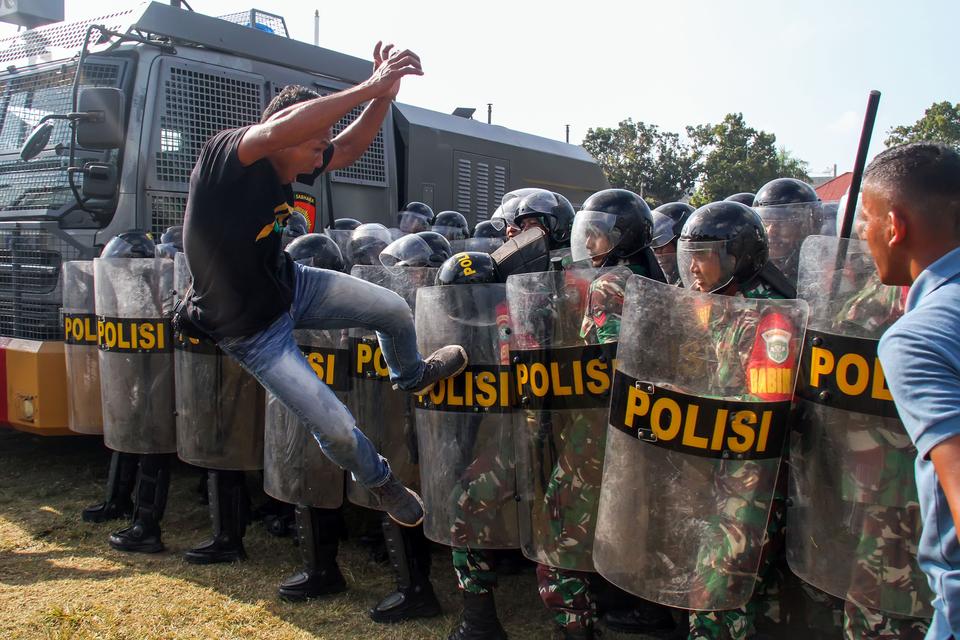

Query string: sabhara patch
761 328 791 365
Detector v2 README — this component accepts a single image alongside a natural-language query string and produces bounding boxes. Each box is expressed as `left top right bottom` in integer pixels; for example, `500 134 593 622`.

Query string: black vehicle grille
0 227 83 340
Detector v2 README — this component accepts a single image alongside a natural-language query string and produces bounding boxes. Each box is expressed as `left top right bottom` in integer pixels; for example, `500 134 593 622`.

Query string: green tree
581 119 698 207
686 113 810 207
885 101 960 148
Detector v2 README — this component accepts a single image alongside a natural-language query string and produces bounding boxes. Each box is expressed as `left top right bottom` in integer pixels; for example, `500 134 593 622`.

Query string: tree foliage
686 113 810 207
885 101 960 148
581 119 698 207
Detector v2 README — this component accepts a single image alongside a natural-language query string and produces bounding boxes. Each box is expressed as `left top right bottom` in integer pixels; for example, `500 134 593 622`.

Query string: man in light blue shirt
865 142 960 639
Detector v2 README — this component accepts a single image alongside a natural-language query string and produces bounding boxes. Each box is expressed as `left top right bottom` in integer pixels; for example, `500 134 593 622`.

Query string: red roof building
816 172 853 202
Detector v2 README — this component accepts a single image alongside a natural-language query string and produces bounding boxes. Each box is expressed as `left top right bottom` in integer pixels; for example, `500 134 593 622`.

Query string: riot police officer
724 192 756 207
650 202 694 285
432 210 471 242
348 223 393 266
94 231 176 554
397 201 435 235
752 178 822 285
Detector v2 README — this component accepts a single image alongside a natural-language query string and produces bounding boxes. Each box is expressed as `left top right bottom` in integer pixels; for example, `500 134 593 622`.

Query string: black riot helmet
474 219 507 240
332 217 362 231
437 251 500 286
286 233 346 272
752 178 821 282
513 189 575 248
415 231 453 264
677 201 768 293
397 201 435 234
491 188 540 233
570 189 653 267
651 202 695 249
101 231 156 258
432 210 470 242
381 233 447 268
282 211 309 249
724 192 756 207
348 223 393 266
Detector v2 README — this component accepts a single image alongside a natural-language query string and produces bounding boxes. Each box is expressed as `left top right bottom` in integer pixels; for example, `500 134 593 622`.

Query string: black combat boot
602 599 675 634
108 454 170 553
369 516 441 623
82 450 137 523
278 505 347 600
184 470 249 564
447 591 508 640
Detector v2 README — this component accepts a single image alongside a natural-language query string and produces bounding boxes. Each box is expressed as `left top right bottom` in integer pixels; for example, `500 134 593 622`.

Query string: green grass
0 429 592 640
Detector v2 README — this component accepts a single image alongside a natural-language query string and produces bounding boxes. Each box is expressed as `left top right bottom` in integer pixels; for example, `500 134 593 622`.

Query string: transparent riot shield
594 275 808 611
787 236 932 617
508 266 631 571
173 254 264 470
414 282 519 548
263 328 348 508
62 261 103 434
94 257 176 454
345 265 436 509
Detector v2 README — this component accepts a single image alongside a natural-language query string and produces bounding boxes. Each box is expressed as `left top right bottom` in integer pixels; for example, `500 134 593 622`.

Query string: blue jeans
218 264 426 487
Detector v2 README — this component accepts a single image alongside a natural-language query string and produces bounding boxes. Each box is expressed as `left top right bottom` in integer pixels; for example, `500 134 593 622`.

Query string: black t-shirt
182 126 333 338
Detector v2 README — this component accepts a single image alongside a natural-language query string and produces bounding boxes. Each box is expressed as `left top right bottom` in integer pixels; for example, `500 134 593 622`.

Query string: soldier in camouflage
532 189 669 640
676 200 799 640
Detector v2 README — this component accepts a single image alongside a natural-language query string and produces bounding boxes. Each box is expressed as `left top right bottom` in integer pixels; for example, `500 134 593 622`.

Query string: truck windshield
0 62 121 213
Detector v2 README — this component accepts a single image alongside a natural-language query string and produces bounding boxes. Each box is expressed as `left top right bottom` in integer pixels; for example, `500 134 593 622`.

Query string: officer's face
585 231 613 267
519 217 548 235
688 248 723 292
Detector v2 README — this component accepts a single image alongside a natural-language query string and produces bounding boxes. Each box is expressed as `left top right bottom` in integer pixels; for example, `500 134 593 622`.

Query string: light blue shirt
879 245 960 639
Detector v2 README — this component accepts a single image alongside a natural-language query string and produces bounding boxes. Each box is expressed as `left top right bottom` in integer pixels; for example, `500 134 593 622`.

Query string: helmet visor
651 210 681 249
754 203 815 279
677 240 738 292
397 210 432 234
451 237 504 254
570 210 622 263
380 234 435 269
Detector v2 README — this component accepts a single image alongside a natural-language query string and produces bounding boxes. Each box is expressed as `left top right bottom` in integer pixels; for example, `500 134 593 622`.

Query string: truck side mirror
19 121 54 161
76 87 125 149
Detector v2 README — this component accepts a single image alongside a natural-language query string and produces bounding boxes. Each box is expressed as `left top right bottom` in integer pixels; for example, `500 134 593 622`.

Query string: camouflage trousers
843 599 929 640
688 464 786 639
536 563 597 633
534 412 604 568
452 547 498 594
449 446 515 595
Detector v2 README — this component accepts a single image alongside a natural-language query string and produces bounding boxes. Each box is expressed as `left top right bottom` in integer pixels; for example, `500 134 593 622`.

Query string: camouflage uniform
535 266 637 635
832 277 929 639
688 278 792 640
451 299 517 595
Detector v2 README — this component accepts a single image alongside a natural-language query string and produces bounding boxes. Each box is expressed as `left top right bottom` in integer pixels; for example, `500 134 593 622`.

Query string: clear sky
3 0 956 176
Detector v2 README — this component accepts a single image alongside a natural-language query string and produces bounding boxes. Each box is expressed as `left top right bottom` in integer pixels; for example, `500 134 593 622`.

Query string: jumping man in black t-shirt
182 43 467 527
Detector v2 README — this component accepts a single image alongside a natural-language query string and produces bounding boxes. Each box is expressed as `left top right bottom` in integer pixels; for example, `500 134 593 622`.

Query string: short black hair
261 85 321 122
864 142 960 229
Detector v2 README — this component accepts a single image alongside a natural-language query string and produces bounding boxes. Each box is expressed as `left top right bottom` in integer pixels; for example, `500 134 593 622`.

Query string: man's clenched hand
368 41 422 100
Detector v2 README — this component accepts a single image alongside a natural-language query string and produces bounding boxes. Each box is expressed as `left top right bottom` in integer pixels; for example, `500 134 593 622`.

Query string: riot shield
414 282 519 548
263 328 348 508
94 257 176 454
345 265 436 509
787 236 932 617
62 260 103 434
593 275 808 611
173 254 264 470
508 266 631 571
